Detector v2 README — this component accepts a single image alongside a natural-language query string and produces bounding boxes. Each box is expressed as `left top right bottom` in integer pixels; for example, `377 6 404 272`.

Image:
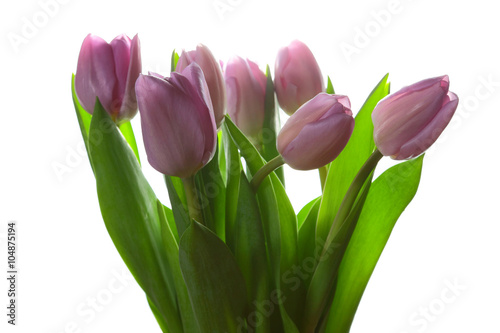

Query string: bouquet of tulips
71 34 458 333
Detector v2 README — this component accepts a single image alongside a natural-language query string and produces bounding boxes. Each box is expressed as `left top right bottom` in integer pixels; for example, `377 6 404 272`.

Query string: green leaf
157 201 199 332
179 220 248 333
218 130 227 185
223 116 299 331
234 172 271 332
88 99 182 332
71 74 93 169
324 156 424 333
297 196 320 230
297 198 321 270
161 204 179 245
316 74 390 247
164 175 191 239
222 124 242 252
301 171 374 333
196 138 226 240
171 49 179 72
262 65 284 185
326 76 335 94
119 121 141 164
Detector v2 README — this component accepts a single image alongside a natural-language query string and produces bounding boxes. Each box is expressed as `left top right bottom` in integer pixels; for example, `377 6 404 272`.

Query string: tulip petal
373 77 449 156
281 113 354 170
75 34 117 114
119 34 141 121
225 56 266 139
277 93 354 170
395 92 458 159
136 74 209 177
110 34 132 104
275 40 324 115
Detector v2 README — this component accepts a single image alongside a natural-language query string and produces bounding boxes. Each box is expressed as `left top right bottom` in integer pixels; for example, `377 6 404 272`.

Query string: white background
1 0 499 332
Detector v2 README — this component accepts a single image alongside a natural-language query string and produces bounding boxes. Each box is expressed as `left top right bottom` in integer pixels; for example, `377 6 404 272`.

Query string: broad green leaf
316 74 390 247
119 121 141 164
326 76 335 94
89 99 182 332
179 221 248 333
223 116 299 331
164 175 190 239
161 204 179 244
218 130 227 185
301 172 374 332
147 297 170 333
325 156 424 333
222 124 242 252
262 65 284 185
197 138 226 240
234 172 271 332
171 49 179 72
157 201 199 332
297 196 320 230
295 197 321 313
71 74 92 168
297 198 321 272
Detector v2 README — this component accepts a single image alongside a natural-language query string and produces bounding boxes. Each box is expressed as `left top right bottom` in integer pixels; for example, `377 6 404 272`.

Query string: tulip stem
318 165 329 191
181 176 204 224
250 155 286 191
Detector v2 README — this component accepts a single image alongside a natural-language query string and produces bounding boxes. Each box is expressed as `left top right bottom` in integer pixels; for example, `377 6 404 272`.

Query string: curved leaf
316 74 390 244
325 156 424 333
179 220 248 333
89 99 182 332
223 116 299 331
234 172 271 332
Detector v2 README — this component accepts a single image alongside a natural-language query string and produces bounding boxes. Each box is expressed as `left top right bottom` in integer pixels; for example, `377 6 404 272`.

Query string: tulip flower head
176 44 226 127
274 40 324 115
372 75 459 160
224 56 267 143
277 93 354 170
135 63 217 178
75 33 141 124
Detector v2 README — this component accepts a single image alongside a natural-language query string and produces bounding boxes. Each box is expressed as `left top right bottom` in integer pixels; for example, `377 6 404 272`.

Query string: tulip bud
75 33 141 124
135 63 217 178
224 56 267 143
274 40 324 115
176 44 226 127
372 75 459 160
277 93 354 170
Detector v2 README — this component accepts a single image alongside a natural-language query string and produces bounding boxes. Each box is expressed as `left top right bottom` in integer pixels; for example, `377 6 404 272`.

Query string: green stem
181 176 204 224
324 149 383 251
318 165 329 191
250 155 285 191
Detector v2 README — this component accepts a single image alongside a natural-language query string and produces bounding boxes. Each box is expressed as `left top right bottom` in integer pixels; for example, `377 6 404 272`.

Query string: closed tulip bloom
135 64 217 178
75 33 141 124
274 40 324 115
372 75 459 160
225 56 267 142
277 93 354 170
176 44 226 127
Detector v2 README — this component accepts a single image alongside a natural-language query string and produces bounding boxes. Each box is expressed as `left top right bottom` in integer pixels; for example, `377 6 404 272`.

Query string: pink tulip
176 44 226 127
277 93 354 170
372 75 459 160
135 64 217 178
224 56 267 142
274 40 324 115
75 33 141 124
